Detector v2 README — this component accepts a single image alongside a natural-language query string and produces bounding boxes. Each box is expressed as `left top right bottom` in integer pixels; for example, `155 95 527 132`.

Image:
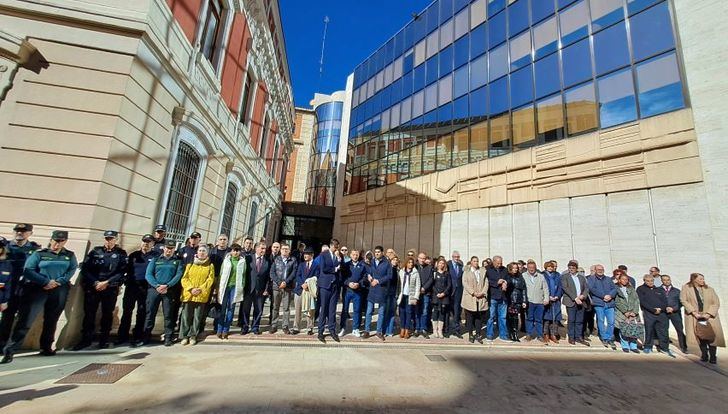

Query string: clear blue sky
281 0 432 108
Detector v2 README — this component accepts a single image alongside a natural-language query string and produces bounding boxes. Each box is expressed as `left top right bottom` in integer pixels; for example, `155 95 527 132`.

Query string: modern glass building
307 92 346 206
345 0 685 194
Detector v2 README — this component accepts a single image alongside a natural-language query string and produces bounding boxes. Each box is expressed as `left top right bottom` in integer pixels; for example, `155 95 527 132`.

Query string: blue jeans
217 287 237 334
594 306 615 342
416 294 431 331
526 303 545 337
339 290 362 331
385 291 397 335
620 334 638 350
398 296 416 330
365 300 386 333
486 298 508 339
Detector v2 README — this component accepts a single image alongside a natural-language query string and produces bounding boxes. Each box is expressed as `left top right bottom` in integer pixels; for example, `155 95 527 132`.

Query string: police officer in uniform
74 230 128 350
143 239 184 346
1 230 78 364
152 224 167 254
0 223 40 350
117 234 158 346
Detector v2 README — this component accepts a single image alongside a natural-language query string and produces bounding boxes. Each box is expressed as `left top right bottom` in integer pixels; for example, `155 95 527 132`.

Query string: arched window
219 181 239 238
163 141 202 241
247 200 258 238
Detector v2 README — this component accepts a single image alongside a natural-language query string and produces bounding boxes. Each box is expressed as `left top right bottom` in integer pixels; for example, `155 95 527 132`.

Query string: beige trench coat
462 268 489 313
680 283 725 348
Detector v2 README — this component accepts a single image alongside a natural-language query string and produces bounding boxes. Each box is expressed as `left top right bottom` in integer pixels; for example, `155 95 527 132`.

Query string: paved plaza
1 334 726 414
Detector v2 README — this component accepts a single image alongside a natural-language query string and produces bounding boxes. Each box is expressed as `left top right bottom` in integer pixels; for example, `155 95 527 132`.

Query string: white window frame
218 171 246 238
237 66 258 128
195 0 234 77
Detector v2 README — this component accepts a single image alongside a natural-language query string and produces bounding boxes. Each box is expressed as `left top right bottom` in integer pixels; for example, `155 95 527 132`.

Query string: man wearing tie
363 246 392 341
317 244 340 343
293 247 318 335
240 242 270 335
661 274 688 353
447 251 464 338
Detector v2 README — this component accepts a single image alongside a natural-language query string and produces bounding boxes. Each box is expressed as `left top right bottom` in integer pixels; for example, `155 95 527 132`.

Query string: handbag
618 317 644 341
207 303 222 320
695 320 716 342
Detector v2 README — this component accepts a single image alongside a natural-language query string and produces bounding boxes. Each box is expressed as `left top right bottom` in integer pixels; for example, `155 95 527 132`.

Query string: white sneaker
338 328 346 337
190 338 197 346
352 329 361 337
181 338 190 346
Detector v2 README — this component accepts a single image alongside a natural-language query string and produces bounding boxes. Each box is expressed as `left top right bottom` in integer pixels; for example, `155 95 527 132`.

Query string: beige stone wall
291 110 314 202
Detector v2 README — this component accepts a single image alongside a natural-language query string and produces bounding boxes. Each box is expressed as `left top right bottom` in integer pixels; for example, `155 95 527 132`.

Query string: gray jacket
523 271 549 304
561 271 588 307
271 255 297 289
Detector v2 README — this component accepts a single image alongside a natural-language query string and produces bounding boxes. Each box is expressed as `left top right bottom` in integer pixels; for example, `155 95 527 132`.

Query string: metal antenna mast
319 15 330 80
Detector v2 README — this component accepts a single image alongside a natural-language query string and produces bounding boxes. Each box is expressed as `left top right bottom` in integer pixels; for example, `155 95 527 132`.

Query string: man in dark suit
561 262 590 346
240 242 270 335
293 247 318 335
316 244 340 343
660 274 687 353
447 251 464 338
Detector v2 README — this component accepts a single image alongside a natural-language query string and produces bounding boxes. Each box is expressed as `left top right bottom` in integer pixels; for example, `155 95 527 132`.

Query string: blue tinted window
454 64 469 98
598 68 637 128
402 71 414 97
426 4 439 34
453 94 469 120
560 0 589 47
454 35 470 69
630 2 675 61
510 31 532 71
558 0 577 9
403 51 414 73
455 0 470 13
636 52 685 118
489 10 507 49
404 22 414 50
593 22 629 75
440 0 454 23
413 64 426 91
391 78 402 103
488 0 506 17
438 102 453 123
413 14 427 43
471 85 488 118
426 56 439 85
471 23 488 59
489 76 509 115
535 53 561 98
533 16 558 59
532 0 555 23
627 0 660 15
562 38 592 87
591 0 624 32
471 54 488 91
439 46 454 75
395 31 405 56
508 0 530 37
489 43 509 81
510 65 534 108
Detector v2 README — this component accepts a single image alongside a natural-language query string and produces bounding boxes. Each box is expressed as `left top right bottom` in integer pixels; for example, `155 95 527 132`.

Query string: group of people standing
0 224 724 365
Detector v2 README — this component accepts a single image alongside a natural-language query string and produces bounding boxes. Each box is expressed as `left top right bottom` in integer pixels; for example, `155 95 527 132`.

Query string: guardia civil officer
0 223 41 350
117 234 158 346
143 239 183 346
1 230 78 364
152 224 168 254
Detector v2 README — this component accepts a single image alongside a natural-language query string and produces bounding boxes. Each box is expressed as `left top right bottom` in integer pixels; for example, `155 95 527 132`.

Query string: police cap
189 231 202 239
13 223 33 232
164 239 177 248
154 224 167 232
142 234 154 242
51 230 68 241
103 230 118 238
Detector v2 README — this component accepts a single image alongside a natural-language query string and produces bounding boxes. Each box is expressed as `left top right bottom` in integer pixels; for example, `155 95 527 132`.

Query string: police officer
0 223 40 349
1 230 78 364
144 239 184 346
74 231 128 350
152 224 167 254
117 234 159 346
0 237 13 313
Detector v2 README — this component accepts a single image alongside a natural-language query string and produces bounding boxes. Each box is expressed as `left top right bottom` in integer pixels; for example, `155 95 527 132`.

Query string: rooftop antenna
319 15 330 82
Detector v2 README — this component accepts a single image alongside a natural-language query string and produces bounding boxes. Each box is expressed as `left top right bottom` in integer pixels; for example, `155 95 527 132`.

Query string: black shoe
130 340 141 348
709 357 717 364
453 333 463 339
98 342 109 349
164 339 173 347
39 349 56 356
331 333 340 343
307 329 314 336
421 332 430 339
413 331 420 338
681 347 688 354
318 334 326 343
376 333 385 341
115 337 129 346
283 327 290 335
1 352 13 364
269 328 277 334
469 336 475 343
254 330 261 335
361 332 370 339
240 328 249 336
72 341 92 351
609 341 617 350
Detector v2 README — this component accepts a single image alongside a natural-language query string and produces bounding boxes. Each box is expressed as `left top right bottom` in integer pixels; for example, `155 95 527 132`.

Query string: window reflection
488 10 507 48
508 0 530 37
489 43 509 81
593 21 629 76
636 52 685 118
630 2 675 62
436 134 453 170
510 65 533 108
562 38 592 87
559 0 589 47
537 94 565 143
513 105 536 150
565 82 598 135
598 68 637 128
533 16 558 59
423 140 437 175
590 0 624 31
471 119 488 161
454 64 469 98
489 76 509 115
453 126 470 166
471 54 488 91
510 30 532 70
410 145 423 178
471 23 488 58
531 0 555 23
627 0 661 16
535 53 560 99
489 113 511 156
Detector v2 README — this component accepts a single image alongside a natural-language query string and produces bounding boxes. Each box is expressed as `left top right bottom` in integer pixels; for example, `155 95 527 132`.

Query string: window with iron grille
220 182 238 238
247 201 258 238
259 115 270 158
163 142 201 242
200 0 223 68
240 73 253 125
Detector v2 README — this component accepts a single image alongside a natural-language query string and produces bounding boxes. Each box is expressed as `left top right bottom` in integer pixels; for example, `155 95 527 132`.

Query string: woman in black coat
506 262 527 342
431 258 452 338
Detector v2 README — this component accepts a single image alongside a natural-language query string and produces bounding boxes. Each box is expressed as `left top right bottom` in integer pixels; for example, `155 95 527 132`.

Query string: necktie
307 262 310 275
256 256 261 272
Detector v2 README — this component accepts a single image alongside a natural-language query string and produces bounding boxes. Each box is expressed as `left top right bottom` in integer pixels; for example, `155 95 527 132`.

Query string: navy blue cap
142 234 154 242
13 223 33 232
103 230 118 238
154 225 167 232
51 230 68 241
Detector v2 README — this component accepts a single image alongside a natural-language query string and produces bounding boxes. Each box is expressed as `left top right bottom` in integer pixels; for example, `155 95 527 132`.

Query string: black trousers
3 285 69 354
0 293 22 348
465 309 487 339
241 291 264 332
666 311 687 350
644 312 669 351
118 281 148 341
167 284 182 334
583 308 596 336
567 305 585 340
144 288 175 338
506 309 520 337
81 287 118 342
317 285 338 333
448 287 463 334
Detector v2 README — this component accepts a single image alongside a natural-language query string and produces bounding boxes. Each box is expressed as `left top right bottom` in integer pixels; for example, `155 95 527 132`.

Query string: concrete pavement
1 333 727 413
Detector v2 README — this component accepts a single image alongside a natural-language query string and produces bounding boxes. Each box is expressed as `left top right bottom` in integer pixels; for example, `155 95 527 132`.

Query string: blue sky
281 0 432 108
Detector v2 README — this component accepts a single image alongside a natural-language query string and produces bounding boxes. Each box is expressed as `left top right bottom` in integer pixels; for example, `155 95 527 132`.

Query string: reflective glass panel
562 38 592 87
471 23 488 58
598 68 637 128
470 85 488 119
531 0 555 23
415 40 427 67
565 81 598 135
630 2 675 62
454 64 469 98
558 0 577 9
513 104 536 149
535 52 560 99
471 119 488 161
426 56 439 85
488 0 506 17
414 63 426 91
401 96 412 123
627 0 660 15
453 126 470 166
409 145 422 178
439 45 454 75
489 76 509 115
471 0 487 29
425 82 438 113
426 30 439 59
439 73 453 105
426 3 439 33
436 134 453 170
590 0 624 31
423 140 437 175
510 30 532 71
404 49 414 73
636 52 685 118
489 113 511 156
489 43 509 81
455 7 470 40
510 65 534 108
412 90 425 118
397 149 409 180
454 35 470 69
441 18 454 49
560 0 589 47
508 0 530 37
440 0 454 23
533 16 558 59
489 10 507 49
471 54 488 91
593 21 629 75
402 71 414 96
536 94 565 142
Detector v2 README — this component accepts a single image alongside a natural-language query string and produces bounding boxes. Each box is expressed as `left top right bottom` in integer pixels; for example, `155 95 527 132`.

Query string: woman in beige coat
462 256 489 344
680 273 725 364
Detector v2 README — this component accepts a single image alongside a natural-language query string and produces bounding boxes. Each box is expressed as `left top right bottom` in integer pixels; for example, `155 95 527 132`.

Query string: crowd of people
0 223 724 365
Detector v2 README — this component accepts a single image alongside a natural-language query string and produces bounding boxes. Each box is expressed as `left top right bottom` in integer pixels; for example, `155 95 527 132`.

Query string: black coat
636 285 668 316
506 273 527 307
431 271 452 305
416 263 434 293
663 285 682 310
246 254 271 295
486 266 508 301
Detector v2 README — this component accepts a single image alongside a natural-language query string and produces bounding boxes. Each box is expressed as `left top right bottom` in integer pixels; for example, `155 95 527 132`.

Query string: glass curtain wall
306 100 344 206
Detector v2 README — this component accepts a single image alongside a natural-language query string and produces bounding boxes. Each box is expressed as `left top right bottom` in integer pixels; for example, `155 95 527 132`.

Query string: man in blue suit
240 242 271 335
317 244 340 343
363 246 392 341
293 247 318 335
447 251 464 339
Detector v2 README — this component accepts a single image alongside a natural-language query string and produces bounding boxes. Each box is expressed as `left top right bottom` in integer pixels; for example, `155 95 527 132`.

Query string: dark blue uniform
117 248 158 343
0 240 40 348
339 260 368 332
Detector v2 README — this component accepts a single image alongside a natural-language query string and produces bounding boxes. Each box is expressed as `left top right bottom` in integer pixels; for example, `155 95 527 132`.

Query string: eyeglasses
341 249 348 252
104 237 115 241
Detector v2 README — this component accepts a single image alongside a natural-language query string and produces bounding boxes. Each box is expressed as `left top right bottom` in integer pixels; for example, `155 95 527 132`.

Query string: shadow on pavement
0 385 78 409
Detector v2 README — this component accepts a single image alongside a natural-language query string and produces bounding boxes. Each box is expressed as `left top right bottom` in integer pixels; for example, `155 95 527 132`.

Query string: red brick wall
220 12 252 115
166 0 203 43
